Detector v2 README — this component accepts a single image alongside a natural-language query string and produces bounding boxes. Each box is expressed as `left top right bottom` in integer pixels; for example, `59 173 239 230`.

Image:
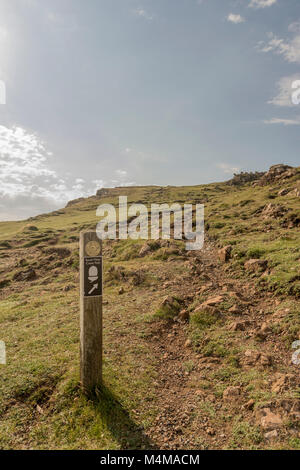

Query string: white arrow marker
0 341 6 365
88 284 98 295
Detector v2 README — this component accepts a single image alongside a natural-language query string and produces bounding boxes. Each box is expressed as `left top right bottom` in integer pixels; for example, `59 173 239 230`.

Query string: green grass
0 277 159 449
153 297 182 320
229 420 262 449
0 168 299 449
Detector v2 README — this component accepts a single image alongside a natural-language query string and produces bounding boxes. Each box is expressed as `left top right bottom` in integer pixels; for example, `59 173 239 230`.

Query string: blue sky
0 0 299 220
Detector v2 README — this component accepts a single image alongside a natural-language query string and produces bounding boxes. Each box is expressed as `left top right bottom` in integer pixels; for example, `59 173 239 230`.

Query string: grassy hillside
0 165 299 449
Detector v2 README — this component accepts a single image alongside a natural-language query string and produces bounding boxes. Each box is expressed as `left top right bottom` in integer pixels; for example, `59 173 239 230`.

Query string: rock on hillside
65 197 85 207
258 164 297 186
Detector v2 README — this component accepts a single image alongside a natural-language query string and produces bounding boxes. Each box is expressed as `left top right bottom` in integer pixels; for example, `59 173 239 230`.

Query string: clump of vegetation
111 240 143 260
23 225 39 232
246 247 266 259
152 247 182 260
105 265 127 283
227 171 265 187
0 279 10 289
105 264 147 287
229 421 262 449
154 296 182 320
190 309 220 331
23 238 45 248
0 240 11 250
202 339 227 358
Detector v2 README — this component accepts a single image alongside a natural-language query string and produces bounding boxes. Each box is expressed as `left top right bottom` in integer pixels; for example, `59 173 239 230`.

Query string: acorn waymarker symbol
80 232 103 394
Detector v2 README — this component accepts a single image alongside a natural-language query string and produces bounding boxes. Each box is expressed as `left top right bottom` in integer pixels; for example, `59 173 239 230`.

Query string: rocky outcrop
289 187 300 197
258 164 296 186
194 295 224 312
242 350 272 368
258 409 283 431
271 374 296 394
261 203 288 219
96 188 111 197
278 188 289 197
244 259 268 273
139 244 152 257
13 269 37 282
218 245 232 263
223 386 241 401
65 197 85 207
280 212 300 229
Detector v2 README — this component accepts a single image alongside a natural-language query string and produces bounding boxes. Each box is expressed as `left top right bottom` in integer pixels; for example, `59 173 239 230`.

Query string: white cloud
113 169 135 186
227 14 245 24
216 163 241 174
0 127 138 220
263 117 300 125
288 21 300 34
249 0 277 8
0 126 56 198
133 8 153 21
0 127 64 219
93 179 105 190
116 169 128 178
258 32 300 63
268 74 300 107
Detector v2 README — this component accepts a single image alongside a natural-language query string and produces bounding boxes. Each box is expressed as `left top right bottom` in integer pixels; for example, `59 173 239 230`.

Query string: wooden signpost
80 231 103 394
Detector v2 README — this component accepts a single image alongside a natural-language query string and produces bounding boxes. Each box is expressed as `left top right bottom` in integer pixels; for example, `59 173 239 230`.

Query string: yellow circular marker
85 241 101 257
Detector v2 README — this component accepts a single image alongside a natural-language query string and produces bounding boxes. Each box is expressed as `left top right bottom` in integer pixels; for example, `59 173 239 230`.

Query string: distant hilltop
65 164 299 208
65 185 159 207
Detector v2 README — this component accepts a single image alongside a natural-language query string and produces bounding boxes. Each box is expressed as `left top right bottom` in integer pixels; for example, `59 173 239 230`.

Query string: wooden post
80 231 103 394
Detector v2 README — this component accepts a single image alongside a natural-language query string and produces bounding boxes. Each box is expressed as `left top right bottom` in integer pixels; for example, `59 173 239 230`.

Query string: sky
0 0 299 221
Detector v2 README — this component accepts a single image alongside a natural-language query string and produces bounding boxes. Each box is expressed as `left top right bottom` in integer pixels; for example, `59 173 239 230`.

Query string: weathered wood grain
80 231 103 394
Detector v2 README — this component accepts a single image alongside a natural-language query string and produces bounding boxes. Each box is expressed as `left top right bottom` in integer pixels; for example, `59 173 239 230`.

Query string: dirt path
137 242 300 449
2 237 298 450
